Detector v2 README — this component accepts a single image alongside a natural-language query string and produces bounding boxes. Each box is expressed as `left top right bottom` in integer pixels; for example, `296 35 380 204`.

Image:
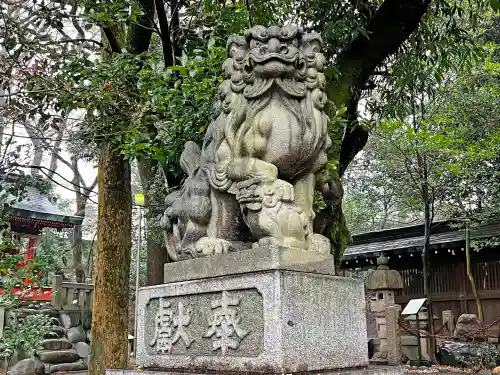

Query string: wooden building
341 220 500 335
0 173 83 300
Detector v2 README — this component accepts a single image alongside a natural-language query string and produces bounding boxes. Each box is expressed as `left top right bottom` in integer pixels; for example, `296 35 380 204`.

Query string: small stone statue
161 25 332 261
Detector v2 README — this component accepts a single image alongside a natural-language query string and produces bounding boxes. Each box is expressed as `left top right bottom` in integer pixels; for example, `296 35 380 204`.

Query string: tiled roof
342 220 500 260
1 178 83 227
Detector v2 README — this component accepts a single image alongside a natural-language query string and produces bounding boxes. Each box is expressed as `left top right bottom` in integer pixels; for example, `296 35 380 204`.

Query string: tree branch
169 0 181 59
102 27 122 53
155 0 174 65
12 163 97 198
88 177 98 192
12 164 98 204
127 0 155 55
69 1 85 40
328 0 431 176
44 39 104 48
47 129 64 181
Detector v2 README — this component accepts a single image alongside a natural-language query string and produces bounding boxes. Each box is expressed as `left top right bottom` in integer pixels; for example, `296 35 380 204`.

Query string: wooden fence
51 275 94 311
0 276 94 339
395 260 500 336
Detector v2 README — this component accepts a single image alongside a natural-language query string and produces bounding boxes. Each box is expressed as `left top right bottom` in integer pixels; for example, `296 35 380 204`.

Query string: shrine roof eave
341 220 500 264
11 208 83 227
1 181 84 227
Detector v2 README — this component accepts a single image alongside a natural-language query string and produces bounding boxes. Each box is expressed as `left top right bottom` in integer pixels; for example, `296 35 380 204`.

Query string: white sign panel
401 298 427 316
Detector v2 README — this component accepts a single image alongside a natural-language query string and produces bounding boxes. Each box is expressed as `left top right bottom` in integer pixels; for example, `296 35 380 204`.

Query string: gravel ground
405 365 492 375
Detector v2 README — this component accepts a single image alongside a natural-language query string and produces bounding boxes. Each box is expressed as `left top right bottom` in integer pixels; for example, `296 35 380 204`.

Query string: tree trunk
89 141 132 375
71 157 88 283
421 181 436 362
30 138 43 176
73 197 86 283
466 219 483 321
137 157 168 285
47 127 64 180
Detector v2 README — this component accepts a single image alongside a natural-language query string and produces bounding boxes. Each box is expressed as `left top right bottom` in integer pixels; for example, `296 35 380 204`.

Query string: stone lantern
366 255 404 365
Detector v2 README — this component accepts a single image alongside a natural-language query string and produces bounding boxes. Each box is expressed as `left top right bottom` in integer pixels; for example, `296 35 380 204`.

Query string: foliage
0 174 56 303
454 343 500 370
1 0 495 174
0 312 52 360
368 1 490 121
433 48 500 223
0 172 73 363
343 16 500 234
36 230 73 273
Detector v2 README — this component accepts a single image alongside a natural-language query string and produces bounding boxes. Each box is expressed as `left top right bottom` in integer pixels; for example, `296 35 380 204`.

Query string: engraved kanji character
149 298 194 353
204 291 249 354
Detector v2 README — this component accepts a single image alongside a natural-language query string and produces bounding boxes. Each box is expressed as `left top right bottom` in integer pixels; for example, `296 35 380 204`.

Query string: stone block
41 338 73 351
136 269 368 373
67 326 86 343
48 360 87 373
163 246 335 283
59 313 72 329
107 366 404 375
38 349 80 364
75 342 91 358
7 357 45 375
385 305 402 366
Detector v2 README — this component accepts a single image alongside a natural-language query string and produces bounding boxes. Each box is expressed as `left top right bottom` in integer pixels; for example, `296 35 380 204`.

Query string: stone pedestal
108 367 404 375
135 247 369 374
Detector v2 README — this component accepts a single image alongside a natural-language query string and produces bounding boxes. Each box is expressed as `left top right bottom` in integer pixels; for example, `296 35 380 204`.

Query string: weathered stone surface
67 326 86 343
41 338 73 350
59 313 72 329
7 357 44 375
385 305 402 366
136 270 368 373
38 349 79 364
43 325 66 339
437 341 500 368
454 314 484 341
164 246 335 283
366 256 403 291
161 25 333 261
442 310 456 336
66 311 82 327
74 342 91 358
106 366 405 375
48 360 87 373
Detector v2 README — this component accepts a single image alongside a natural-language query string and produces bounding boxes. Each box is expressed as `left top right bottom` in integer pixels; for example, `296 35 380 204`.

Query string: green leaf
180 53 188 67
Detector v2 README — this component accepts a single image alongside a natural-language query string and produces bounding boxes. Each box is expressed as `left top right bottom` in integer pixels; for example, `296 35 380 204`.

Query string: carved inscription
150 299 194 353
204 291 249 354
144 289 262 356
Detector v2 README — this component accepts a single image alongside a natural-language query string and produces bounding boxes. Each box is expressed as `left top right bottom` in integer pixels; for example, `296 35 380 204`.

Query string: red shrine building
1 173 83 300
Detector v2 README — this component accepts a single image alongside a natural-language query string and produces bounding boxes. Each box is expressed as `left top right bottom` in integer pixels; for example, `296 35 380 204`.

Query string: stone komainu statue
161 25 333 261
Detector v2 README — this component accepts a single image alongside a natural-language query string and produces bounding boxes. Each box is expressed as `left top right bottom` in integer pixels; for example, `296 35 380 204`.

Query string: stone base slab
136 269 368 374
163 246 335 284
107 366 404 375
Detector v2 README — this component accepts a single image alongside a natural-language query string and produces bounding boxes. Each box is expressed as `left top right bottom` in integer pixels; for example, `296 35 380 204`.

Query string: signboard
401 298 427 316
134 193 145 206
